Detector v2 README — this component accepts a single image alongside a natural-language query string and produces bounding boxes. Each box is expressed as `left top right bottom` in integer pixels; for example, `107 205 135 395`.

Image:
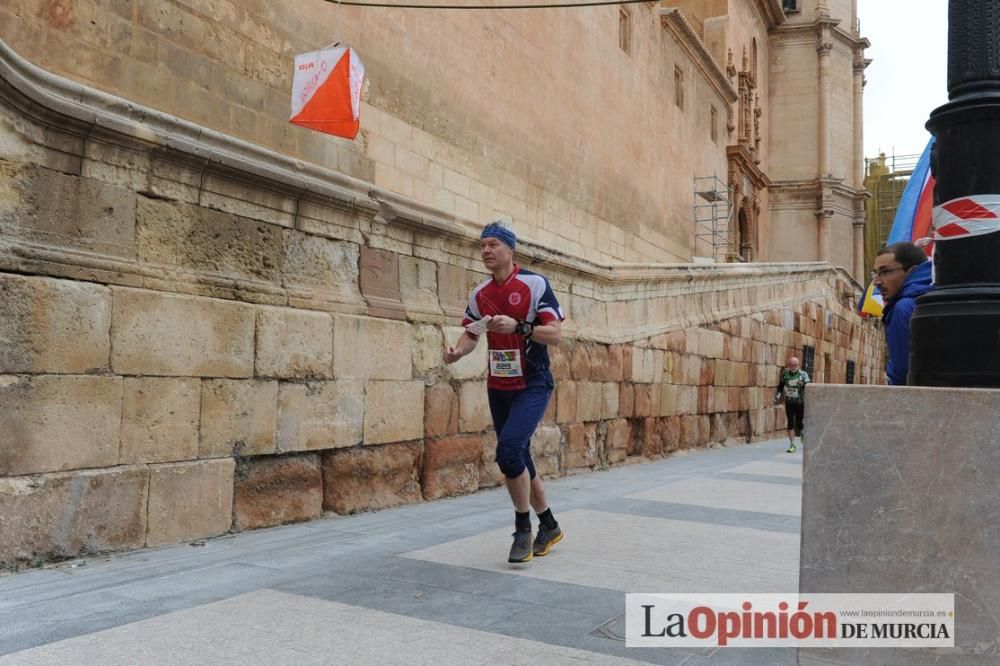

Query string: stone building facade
0 0 866 272
0 0 878 568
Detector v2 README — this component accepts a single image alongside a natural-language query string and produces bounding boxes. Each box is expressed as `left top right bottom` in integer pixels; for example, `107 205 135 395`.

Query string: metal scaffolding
693 174 733 262
863 151 921 273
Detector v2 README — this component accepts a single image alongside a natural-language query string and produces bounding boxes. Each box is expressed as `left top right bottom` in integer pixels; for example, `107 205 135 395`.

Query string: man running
442 221 565 563
774 356 809 453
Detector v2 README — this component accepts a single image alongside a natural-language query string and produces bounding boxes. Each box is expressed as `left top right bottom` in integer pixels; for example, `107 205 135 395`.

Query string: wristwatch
514 320 534 339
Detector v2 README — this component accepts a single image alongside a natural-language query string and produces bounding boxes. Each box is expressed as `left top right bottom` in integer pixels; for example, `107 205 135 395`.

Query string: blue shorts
487 373 554 479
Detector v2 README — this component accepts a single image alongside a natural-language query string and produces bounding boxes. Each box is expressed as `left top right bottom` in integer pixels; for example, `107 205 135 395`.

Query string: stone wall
0 40 884 569
0 0 737 265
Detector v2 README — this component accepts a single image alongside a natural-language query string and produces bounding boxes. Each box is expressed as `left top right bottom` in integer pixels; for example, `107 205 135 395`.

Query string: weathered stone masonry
0 41 883 569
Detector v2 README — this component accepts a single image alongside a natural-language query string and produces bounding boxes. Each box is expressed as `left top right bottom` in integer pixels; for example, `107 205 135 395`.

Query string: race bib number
786 387 800 399
489 349 523 377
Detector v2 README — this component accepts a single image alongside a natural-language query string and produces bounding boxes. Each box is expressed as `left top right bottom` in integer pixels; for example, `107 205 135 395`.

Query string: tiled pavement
0 440 802 665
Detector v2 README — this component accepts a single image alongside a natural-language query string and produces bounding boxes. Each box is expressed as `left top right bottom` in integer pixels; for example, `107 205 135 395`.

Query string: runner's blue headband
481 222 516 250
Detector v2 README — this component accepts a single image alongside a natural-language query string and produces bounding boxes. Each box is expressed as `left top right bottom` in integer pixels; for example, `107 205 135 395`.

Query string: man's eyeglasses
870 266 904 280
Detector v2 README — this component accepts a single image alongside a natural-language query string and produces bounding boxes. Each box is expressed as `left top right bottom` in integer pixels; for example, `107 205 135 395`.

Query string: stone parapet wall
0 39 884 569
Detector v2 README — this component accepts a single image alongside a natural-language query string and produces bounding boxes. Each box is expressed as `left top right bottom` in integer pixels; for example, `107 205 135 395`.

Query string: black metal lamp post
909 0 1000 387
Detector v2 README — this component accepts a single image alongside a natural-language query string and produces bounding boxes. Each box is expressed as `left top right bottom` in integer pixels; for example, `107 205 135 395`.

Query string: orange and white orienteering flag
290 43 365 140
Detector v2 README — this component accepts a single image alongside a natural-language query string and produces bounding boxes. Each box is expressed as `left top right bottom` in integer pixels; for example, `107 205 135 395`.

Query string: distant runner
775 356 809 453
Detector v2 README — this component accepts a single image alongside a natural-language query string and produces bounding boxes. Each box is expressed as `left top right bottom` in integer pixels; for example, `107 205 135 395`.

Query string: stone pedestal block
120 377 200 464
0 375 122 475
564 422 598 470
322 442 423 513
200 380 278 458
365 380 424 444
0 466 148 569
232 454 323 530
421 435 481 499
531 424 562 477
424 382 459 439
146 459 235 547
276 380 364 452
800 385 1000 665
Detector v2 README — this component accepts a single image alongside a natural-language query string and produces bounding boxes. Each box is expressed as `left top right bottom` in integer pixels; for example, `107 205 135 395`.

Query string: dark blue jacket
882 261 933 385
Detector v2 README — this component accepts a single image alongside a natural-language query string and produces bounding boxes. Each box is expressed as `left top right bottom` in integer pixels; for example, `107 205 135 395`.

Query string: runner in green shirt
774 357 810 453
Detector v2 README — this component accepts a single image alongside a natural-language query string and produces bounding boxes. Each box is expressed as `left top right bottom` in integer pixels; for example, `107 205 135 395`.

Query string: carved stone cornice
727 144 771 191
660 9 738 105
750 0 786 28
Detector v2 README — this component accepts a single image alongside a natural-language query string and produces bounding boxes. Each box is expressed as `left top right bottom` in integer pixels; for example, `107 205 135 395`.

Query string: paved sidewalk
0 440 801 665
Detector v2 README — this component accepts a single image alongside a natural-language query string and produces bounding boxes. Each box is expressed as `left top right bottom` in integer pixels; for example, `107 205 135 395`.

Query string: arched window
751 38 758 79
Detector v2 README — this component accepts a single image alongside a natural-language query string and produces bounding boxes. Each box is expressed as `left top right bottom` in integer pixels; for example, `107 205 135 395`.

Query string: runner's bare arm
529 319 562 346
443 331 479 364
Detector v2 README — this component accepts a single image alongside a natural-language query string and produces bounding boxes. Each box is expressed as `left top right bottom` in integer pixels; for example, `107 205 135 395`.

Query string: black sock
537 508 557 530
515 511 531 532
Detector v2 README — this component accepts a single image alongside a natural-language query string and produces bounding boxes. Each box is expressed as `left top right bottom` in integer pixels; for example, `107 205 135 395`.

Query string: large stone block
399 255 442 321
365 380 424 444
633 383 661 418
136 198 283 284
436 263 468 320
556 380 577 423
564 422 598 471
459 381 492 433
0 375 122 476
322 441 423 513
411 324 444 378
333 314 412 380
549 344 571 381
478 431 504 488
0 274 110 373
277 380 364 452
120 377 200 464
575 381 603 422
281 232 363 311
111 288 255 377
422 435 481 499
699 329 725 359
0 466 148 569
801 385 1000 665
605 418 631 465
531 424 562 477
232 454 323 531
424 381 459 438
255 307 333 379
146 459 235 547
200 380 278 458
442 326 488 380
2 164 136 259
359 246 405 319
618 383 635 417
601 382 620 419
570 344 591 380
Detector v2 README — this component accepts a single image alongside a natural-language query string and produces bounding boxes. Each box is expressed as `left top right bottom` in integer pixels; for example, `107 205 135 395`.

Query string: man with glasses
872 242 933 385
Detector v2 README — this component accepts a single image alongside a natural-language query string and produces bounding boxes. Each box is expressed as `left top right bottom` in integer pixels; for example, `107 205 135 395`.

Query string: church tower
767 0 869 279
